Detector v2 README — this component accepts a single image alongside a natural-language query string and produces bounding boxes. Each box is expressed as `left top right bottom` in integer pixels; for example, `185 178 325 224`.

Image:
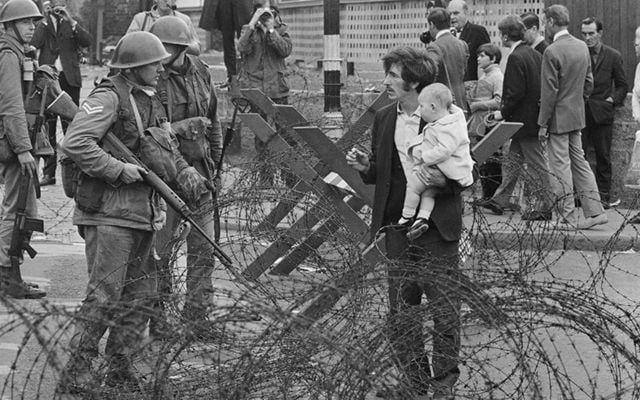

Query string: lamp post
322 0 343 140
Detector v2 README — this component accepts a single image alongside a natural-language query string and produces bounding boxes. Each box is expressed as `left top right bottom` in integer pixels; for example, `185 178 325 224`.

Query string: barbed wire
2 73 640 399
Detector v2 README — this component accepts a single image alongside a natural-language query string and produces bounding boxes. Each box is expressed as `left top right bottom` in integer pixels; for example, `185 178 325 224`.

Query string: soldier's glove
177 166 213 207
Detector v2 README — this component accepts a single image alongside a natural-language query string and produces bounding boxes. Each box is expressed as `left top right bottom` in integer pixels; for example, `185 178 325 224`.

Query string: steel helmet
0 0 43 23
149 16 192 47
107 31 171 69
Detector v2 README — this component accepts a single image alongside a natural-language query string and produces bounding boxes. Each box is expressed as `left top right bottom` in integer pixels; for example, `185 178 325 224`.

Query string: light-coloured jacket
408 105 474 187
537 33 593 134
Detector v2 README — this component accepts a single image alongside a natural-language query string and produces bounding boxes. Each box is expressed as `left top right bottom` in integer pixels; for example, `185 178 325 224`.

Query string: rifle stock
101 132 236 272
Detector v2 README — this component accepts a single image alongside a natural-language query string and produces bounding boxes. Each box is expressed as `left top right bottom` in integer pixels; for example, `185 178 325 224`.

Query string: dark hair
581 16 602 32
498 15 525 42
382 47 439 93
427 7 451 31
477 43 502 64
544 4 570 27
520 12 540 30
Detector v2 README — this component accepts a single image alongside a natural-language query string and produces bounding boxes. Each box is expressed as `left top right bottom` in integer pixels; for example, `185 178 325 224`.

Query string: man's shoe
603 198 621 210
629 213 640 224
104 357 142 391
56 355 95 394
577 213 608 230
39 175 56 186
521 210 552 221
478 199 504 215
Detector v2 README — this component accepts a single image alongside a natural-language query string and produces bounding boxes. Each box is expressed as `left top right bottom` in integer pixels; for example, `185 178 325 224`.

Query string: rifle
100 131 238 276
8 173 44 269
213 98 251 241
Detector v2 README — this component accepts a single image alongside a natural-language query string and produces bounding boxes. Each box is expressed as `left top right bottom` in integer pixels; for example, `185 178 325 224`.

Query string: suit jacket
430 31 469 109
501 42 542 139
199 0 253 33
533 39 548 55
538 33 593 134
360 103 464 242
31 15 92 88
458 21 490 81
586 44 628 125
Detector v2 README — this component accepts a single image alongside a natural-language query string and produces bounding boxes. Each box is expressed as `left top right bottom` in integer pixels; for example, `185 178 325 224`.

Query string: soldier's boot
0 266 46 299
228 75 241 99
56 353 95 394
105 355 142 391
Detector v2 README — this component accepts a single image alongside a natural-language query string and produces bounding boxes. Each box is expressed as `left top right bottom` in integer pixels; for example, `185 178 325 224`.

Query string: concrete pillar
322 0 343 140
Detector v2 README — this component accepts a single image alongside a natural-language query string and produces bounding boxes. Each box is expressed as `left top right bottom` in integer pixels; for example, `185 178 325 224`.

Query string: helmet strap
166 47 187 70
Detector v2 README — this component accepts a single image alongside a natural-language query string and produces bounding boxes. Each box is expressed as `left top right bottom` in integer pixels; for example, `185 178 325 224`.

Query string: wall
278 0 545 65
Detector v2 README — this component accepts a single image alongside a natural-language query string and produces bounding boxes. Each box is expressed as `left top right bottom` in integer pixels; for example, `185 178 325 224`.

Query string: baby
400 83 474 240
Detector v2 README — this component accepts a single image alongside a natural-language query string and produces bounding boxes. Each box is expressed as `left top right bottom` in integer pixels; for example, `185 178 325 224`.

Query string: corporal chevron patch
81 102 104 115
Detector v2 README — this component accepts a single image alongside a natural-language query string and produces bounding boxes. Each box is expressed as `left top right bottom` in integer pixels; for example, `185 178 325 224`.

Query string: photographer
237 3 292 185
31 0 91 186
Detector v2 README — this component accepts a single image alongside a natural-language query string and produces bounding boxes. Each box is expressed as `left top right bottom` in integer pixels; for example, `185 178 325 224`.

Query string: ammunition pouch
75 173 106 213
138 127 179 183
60 156 81 198
0 119 16 163
171 117 212 165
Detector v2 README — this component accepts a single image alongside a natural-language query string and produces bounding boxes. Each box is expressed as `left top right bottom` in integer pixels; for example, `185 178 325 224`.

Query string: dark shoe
39 175 56 186
381 218 413 233
56 355 95 394
478 199 504 215
629 213 640 224
407 218 429 241
521 211 552 221
105 357 142 390
0 268 46 299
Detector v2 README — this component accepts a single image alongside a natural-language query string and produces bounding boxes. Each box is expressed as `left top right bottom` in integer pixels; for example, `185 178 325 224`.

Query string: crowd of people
1 0 640 398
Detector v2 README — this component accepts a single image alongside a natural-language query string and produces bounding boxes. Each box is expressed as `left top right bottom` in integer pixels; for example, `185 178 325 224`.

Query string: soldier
149 16 222 338
0 0 46 299
57 31 211 393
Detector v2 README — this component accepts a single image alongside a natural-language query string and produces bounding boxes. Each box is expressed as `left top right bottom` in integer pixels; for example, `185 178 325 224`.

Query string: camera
258 8 273 24
53 7 64 15
419 30 433 44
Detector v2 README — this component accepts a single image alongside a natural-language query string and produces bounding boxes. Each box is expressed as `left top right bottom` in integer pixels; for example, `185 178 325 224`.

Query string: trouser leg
184 195 216 321
568 131 604 218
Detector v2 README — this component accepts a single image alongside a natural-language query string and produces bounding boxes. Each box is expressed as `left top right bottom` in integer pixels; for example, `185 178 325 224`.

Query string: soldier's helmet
108 31 171 69
0 0 43 23
149 16 192 47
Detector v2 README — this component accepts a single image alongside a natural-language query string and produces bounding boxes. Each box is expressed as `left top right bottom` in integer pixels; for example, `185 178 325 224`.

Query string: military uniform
60 72 189 378
0 31 42 297
156 54 222 322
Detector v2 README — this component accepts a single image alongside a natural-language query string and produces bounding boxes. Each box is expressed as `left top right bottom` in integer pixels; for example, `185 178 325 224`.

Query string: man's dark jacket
199 0 253 33
458 21 490 81
501 42 542 140
31 15 92 88
586 43 628 125
360 103 465 242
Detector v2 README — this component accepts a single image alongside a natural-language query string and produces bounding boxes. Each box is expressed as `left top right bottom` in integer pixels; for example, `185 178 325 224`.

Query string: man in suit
31 0 91 186
580 17 628 208
521 12 548 55
346 47 466 400
538 5 607 229
427 7 468 110
447 0 490 82
199 0 253 93
480 15 553 221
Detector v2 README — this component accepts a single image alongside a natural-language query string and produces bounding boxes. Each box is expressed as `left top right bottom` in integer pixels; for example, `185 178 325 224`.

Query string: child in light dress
399 83 474 240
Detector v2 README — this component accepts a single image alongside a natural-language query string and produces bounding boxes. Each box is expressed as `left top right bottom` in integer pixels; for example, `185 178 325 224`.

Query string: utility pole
322 0 343 140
